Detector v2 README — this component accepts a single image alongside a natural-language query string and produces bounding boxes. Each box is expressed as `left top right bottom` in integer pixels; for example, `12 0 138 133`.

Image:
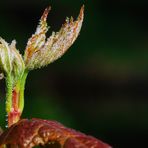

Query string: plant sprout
0 6 111 148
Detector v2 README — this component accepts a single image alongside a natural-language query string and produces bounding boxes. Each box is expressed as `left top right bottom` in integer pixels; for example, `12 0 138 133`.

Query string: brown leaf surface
0 118 111 148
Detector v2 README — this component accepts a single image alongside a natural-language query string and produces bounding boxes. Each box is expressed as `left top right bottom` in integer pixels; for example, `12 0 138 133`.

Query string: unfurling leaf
25 6 84 70
0 118 112 148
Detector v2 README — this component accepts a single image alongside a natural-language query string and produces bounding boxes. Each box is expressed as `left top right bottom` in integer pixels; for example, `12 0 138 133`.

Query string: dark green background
0 0 148 147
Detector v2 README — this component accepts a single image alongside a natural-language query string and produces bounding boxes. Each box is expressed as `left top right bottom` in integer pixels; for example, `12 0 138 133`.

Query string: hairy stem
6 74 13 115
6 71 28 127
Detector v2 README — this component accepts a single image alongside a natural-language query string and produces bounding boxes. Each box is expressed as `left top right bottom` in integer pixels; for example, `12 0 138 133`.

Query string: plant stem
6 71 28 127
19 70 28 113
5 74 13 116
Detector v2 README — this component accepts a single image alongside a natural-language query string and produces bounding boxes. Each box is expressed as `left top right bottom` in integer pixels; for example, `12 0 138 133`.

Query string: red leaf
0 118 112 148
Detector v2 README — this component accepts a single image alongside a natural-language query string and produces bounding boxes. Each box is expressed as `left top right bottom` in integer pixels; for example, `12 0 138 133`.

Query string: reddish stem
8 88 21 127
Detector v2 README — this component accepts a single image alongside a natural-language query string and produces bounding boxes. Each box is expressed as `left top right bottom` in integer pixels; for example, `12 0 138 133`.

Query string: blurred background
0 0 148 147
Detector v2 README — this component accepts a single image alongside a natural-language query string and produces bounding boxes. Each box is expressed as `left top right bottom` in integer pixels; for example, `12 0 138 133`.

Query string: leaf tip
41 6 51 22
79 5 85 19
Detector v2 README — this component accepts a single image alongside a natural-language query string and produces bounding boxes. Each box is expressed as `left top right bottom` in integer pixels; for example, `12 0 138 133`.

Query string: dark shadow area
33 141 61 148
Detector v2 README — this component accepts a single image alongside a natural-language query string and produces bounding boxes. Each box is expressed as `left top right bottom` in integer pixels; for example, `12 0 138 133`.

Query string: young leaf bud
0 38 25 82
